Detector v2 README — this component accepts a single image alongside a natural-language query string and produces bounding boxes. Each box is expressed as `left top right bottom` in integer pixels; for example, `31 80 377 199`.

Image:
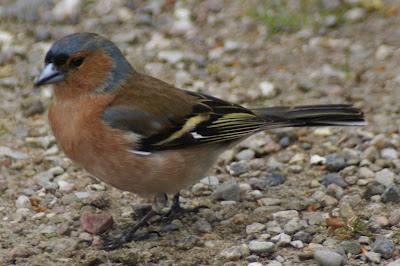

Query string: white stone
158 50 184 64
246 222 266 234
375 45 393 61
291 240 304 248
16 195 31 209
271 233 291 245
310 155 326 165
259 81 277 98
313 127 332 136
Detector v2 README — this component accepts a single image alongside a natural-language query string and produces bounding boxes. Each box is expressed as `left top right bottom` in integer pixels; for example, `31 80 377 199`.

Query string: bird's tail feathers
253 104 366 128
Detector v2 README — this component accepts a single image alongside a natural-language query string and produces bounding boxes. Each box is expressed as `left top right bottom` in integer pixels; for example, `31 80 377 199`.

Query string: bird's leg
102 192 207 250
101 196 166 251
152 192 208 222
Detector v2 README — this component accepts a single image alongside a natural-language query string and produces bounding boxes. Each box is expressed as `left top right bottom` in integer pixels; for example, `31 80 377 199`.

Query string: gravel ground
1 0 400 265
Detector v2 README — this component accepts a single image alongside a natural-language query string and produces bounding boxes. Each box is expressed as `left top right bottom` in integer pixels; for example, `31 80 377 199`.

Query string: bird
34 32 366 249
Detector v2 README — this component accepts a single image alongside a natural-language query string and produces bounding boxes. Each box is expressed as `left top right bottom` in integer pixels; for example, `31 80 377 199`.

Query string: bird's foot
101 209 159 251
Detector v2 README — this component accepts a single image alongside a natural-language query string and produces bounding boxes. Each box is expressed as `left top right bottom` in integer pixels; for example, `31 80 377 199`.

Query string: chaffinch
34 32 365 248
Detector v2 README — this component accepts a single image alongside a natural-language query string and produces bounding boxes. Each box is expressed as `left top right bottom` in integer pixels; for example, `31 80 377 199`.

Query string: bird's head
34 32 133 94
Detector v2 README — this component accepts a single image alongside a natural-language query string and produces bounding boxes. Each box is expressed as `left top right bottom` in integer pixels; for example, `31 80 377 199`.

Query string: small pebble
294 231 312 243
80 212 113 234
271 233 291 245
194 220 212 233
344 7 365 22
227 162 249 175
326 153 346 172
291 240 304 248
375 169 395 186
341 240 361 255
272 210 299 224
246 222 266 234
0 146 28 160
365 252 381 263
211 180 240 201
15 195 31 209
358 167 375 179
321 173 347 187
32 212 46 220
220 245 246 261
284 217 305 234
176 235 198 250
235 149 255 161
58 181 75 193
259 81 277 98
381 184 400 203
388 209 400 226
310 155 326 165
158 50 184 64
248 241 276 254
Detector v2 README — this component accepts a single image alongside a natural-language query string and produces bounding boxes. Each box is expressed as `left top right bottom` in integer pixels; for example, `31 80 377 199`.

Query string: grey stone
341 148 361 165
266 220 282 234
364 183 385 199
361 146 379 161
211 180 240 201
246 222 266 234
314 250 344 266
365 252 381 263
358 167 374 179
381 184 400 203
272 210 299 224
302 211 324 225
176 235 199 250
200 175 219 185
235 149 255 161
326 153 346 172
389 209 400 226
375 169 395 186
279 136 290 148
220 244 249 261
258 197 283 206
248 241 276 254
321 173 347 187
271 233 291 245
341 240 361 255
250 206 282 223
284 217 306 234
227 162 249 175
358 236 371 244
293 231 312 243
261 173 286 187
373 236 395 259
0 146 28 160
194 220 212 233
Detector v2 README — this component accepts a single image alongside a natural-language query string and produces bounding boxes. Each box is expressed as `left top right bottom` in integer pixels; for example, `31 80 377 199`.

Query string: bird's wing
102 87 267 152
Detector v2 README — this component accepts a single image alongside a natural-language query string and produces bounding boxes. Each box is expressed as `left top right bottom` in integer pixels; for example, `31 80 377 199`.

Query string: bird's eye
71 57 84 67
